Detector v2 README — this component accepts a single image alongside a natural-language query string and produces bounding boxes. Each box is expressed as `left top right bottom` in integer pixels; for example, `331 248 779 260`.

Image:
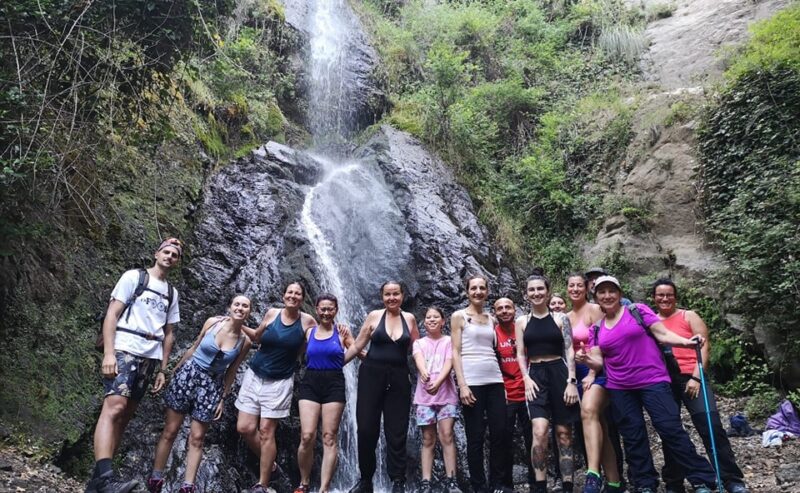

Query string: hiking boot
726 483 749 493
85 472 142 493
348 479 374 493
583 473 603 493
178 485 197 493
293 484 310 493
692 486 713 493
444 477 462 493
391 480 405 493
419 479 433 493
146 477 164 493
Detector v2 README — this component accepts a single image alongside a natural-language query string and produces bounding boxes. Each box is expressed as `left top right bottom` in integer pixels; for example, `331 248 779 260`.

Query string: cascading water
299 1 410 490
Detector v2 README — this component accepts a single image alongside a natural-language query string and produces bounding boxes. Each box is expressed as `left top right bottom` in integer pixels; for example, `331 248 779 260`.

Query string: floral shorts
103 351 160 401
415 403 459 426
164 359 224 423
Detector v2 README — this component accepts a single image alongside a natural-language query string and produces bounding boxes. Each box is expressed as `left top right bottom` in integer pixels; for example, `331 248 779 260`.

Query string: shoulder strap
628 304 652 336
592 323 601 345
123 269 149 323
164 282 174 326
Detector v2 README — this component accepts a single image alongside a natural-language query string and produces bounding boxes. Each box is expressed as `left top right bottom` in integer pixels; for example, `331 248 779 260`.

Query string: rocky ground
2 397 798 493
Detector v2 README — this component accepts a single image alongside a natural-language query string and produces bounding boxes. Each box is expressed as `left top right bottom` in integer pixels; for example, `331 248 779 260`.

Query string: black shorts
298 369 346 404
526 359 580 425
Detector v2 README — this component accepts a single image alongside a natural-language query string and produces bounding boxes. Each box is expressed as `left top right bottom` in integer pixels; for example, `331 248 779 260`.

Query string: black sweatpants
662 374 744 490
356 360 411 482
505 401 534 487
462 383 508 491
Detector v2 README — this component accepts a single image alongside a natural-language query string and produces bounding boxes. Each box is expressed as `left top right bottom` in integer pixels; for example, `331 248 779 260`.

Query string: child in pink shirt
413 307 461 493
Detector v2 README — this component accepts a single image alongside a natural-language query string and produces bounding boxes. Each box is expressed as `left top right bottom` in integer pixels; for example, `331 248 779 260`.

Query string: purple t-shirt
412 336 459 406
589 304 670 390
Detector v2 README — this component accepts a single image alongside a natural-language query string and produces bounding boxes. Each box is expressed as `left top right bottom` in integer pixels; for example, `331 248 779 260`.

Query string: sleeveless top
571 315 591 352
192 318 246 375
249 310 305 380
365 310 411 365
661 310 695 375
306 325 345 371
460 311 503 386
523 312 563 358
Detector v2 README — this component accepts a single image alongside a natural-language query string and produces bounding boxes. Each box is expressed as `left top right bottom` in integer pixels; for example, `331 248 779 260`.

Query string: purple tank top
306 325 344 370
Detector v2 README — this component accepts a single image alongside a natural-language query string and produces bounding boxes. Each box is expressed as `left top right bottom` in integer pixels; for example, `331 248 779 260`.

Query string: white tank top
459 310 503 386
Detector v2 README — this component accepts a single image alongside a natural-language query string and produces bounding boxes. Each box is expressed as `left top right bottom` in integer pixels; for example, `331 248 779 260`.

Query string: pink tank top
572 317 591 352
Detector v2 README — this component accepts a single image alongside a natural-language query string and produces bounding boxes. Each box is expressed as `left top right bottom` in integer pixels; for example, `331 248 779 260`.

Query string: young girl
412 307 461 493
147 295 253 493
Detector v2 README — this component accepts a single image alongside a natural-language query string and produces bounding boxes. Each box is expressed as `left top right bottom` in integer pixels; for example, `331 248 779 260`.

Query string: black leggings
462 383 508 490
356 361 411 482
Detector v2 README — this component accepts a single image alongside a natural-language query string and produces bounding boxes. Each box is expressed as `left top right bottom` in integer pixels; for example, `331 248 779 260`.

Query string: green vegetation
697 5 800 373
0 0 299 457
359 0 643 276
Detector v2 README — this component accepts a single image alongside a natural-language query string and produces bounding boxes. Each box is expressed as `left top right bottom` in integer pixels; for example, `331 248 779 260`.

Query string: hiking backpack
94 268 174 351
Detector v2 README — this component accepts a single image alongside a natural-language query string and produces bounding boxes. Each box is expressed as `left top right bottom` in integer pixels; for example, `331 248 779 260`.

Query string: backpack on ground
94 268 174 351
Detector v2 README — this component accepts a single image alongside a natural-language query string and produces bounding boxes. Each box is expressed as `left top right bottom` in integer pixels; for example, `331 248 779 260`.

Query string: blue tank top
249 310 305 380
306 325 344 370
192 319 246 375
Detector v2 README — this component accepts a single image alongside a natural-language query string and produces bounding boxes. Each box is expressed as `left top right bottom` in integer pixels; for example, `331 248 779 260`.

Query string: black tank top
365 310 411 365
523 313 563 358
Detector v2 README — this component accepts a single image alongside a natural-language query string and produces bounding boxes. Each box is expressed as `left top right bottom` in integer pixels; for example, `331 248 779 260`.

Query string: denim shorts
103 351 160 401
415 403 459 426
164 359 224 423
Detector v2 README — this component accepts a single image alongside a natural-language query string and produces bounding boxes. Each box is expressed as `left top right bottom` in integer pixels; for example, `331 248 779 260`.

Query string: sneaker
604 484 625 493
665 485 687 493
391 480 405 493
348 479 374 493
85 472 142 493
243 484 268 493
552 478 564 493
726 484 749 493
444 477 462 493
692 486 713 493
146 477 164 493
419 480 432 493
293 485 310 493
583 473 602 493
178 485 197 493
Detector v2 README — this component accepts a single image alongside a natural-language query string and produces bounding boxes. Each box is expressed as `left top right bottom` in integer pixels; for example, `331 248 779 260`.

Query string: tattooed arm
560 313 579 405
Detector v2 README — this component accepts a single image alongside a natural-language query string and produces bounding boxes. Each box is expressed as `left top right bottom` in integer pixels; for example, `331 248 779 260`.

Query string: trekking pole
695 344 723 492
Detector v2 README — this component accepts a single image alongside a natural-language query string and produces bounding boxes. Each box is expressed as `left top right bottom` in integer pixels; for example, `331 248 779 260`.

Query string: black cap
584 267 607 277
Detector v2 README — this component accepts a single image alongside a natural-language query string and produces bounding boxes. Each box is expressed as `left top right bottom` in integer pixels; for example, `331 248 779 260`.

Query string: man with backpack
85 238 182 493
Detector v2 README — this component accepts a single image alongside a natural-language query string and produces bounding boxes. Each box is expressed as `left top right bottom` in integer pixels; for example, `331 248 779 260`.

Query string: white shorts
235 368 294 418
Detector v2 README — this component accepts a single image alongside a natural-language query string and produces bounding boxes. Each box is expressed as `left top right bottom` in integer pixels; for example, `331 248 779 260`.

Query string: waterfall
299 1 409 490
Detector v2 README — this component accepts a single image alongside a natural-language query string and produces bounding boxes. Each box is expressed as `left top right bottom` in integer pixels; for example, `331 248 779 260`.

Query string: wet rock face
359 126 518 310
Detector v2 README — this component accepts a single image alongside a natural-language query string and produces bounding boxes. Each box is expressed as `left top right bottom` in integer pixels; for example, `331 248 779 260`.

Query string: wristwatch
567 377 577 385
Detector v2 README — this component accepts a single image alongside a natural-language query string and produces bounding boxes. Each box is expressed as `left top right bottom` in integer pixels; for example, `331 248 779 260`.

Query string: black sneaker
444 477 462 493
419 479 432 493
348 479 374 493
84 472 142 493
391 480 405 493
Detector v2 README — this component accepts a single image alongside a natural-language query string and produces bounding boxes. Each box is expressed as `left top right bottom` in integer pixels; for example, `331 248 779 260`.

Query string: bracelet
690 376 701 383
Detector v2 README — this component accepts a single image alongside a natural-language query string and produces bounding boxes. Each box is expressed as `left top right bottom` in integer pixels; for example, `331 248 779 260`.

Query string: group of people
83 238 750 493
